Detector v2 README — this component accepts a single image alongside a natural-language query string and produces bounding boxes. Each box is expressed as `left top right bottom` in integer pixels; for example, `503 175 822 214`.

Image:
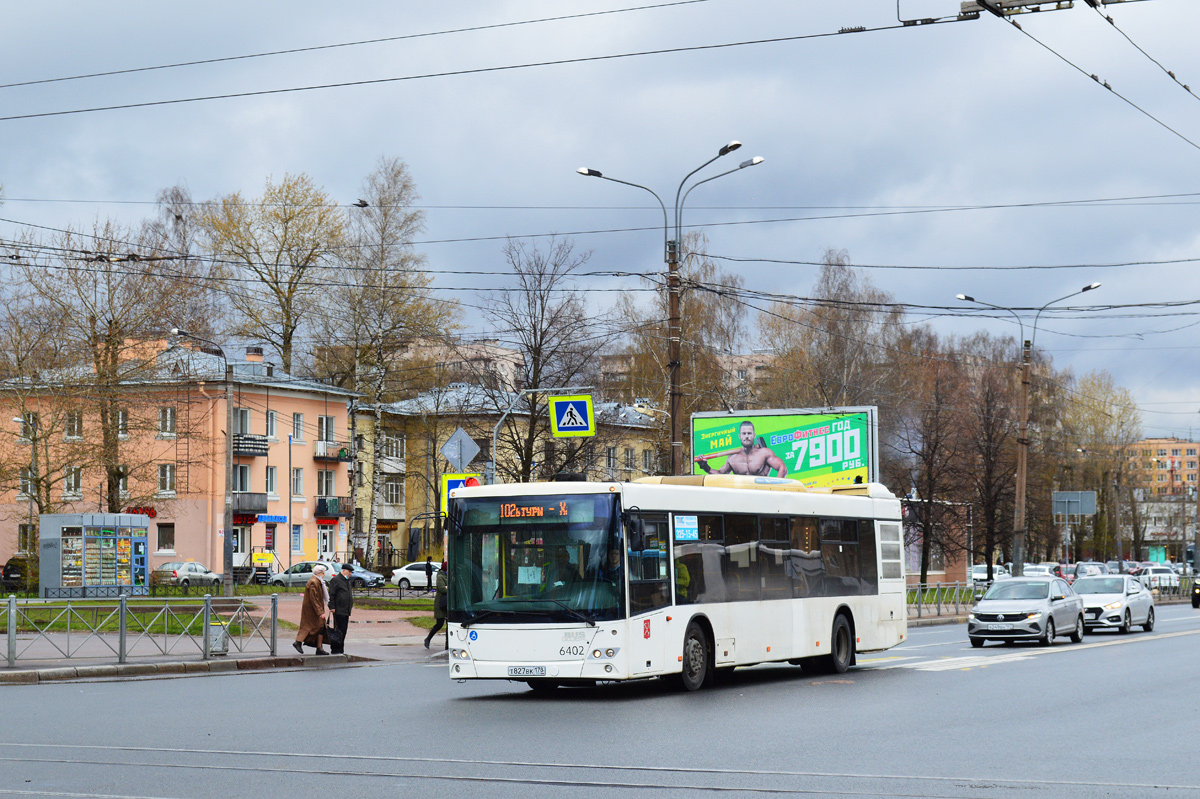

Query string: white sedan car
391 561 440 589
1072 574 1155 633
1139 565 1180 591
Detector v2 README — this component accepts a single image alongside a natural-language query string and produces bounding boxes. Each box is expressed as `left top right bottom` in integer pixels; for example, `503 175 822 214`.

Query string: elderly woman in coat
294 564 331 655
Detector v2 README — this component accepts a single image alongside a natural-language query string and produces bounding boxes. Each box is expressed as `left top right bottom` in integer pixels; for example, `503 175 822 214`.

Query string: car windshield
448 492 623 624
982 580 1049 600
1073 577 1124 594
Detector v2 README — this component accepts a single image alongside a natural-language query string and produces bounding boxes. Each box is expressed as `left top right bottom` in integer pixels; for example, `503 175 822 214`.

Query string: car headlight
1103 601 1123 611
1024 611 1043 620
968 612 977 620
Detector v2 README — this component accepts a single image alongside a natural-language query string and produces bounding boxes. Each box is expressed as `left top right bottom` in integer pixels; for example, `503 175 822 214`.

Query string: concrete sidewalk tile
37 667 79 682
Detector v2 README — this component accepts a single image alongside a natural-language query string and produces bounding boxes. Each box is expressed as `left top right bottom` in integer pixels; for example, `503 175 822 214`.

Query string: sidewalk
1 593 443 684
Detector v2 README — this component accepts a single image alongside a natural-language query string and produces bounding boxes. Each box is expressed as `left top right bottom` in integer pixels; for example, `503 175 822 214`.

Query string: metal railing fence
907 576 1196 618
3 594 278 668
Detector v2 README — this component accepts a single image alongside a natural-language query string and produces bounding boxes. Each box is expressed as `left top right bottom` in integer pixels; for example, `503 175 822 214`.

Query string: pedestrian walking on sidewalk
327 563 354 655
424 562 448 649
424 556 434 590
294 564 329 655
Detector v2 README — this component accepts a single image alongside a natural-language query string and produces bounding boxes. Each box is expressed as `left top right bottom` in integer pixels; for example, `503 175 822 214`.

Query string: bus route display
39 513 151 598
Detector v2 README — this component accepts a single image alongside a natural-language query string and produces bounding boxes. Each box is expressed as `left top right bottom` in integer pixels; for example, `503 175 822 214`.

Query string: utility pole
1013 338 1031 575
666 239 682 476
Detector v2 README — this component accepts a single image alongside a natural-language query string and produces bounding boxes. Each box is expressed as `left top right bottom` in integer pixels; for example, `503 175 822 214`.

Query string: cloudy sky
3 0 1199 438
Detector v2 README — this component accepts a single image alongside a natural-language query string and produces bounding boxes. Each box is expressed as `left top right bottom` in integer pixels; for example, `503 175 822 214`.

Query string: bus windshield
448 493 624 624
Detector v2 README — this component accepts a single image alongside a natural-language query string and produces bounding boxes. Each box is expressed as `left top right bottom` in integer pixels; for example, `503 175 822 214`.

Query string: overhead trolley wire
0 17 967 123
0 0 716 91
1087 2 1200 105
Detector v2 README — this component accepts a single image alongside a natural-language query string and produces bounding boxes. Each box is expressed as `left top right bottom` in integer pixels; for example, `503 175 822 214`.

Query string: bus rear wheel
678 621 710 691
822 615 854 674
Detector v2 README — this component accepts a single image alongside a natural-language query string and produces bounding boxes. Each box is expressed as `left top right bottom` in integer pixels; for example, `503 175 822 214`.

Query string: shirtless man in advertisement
694 420 787 477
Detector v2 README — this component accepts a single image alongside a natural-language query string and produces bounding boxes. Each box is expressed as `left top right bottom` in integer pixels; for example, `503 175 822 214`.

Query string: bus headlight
451 649 471 661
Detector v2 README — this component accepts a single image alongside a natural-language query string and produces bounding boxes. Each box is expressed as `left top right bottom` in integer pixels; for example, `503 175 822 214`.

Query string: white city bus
445 474 906 691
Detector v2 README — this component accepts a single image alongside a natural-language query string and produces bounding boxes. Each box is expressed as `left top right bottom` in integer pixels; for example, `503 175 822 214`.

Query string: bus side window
821 518 860 597
759 516 791 599
723 514 760 602
789 517 821 599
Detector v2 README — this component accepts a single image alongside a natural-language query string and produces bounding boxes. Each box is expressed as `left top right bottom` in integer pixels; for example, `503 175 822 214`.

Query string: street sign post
441 428 480 474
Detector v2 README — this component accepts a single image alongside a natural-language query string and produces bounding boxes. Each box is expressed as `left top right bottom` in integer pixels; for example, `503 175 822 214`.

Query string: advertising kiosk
38 513 151 598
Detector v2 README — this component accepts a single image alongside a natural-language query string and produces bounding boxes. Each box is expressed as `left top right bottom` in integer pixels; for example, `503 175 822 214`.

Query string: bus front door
627 514 671 676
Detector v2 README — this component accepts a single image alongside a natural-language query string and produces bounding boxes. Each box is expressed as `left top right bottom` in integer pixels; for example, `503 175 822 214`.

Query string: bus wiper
544 598 597 627
461 609 519 628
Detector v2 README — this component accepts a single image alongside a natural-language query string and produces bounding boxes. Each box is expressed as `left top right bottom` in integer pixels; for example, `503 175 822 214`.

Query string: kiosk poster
691 408 876 488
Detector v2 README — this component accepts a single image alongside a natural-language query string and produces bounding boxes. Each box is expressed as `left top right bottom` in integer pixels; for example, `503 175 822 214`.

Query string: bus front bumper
448 654 627 681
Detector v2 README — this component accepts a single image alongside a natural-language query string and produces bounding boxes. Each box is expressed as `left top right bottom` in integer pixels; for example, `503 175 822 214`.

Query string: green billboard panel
691 407 876 488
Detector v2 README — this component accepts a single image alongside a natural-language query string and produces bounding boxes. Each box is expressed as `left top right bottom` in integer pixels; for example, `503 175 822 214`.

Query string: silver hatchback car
968 577 1085 648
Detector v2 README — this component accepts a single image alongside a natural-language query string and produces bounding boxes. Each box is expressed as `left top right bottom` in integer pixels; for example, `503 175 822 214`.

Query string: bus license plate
987 623 1013 631
508 666 546 677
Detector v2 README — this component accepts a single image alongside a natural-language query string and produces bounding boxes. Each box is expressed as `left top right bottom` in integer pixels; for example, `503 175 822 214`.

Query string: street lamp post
12 415 36 552
578 142 764 475
172 328 235 597
957 282 1101 577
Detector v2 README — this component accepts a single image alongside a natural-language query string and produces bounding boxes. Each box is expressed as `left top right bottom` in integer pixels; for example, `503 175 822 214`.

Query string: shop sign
125 506 157 518
257 515 287 523
232 514 258 525
315 517 337 525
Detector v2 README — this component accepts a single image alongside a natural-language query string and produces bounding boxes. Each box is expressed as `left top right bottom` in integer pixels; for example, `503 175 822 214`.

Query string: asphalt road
2 604 1199 799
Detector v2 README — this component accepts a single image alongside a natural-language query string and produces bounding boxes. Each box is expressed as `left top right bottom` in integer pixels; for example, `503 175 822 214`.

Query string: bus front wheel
678 621 710 691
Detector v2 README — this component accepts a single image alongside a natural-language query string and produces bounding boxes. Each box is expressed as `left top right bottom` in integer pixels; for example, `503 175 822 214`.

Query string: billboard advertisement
691 407 877 488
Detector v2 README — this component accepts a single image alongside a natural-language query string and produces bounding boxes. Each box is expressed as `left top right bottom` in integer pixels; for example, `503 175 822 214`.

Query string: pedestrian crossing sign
549 394 596 438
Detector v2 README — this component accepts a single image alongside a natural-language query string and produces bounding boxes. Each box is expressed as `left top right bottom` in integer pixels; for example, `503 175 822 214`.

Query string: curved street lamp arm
588 174 670 262
676 158 765 253
1031 283 1100 349
673 153 724 241
957 297 1025 345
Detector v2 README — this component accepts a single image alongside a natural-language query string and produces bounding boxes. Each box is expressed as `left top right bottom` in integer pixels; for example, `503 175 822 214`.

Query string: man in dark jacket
327 563 355 655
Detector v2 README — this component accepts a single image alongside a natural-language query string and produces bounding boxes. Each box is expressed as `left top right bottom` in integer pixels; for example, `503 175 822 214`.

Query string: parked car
1039 562 1067 579
391 561 441 589
967 577 1085 648
1139 565 1180 591
339 563 385 588
1022 564 1052 577
2 555 38 592
267 560 337 587
1066 562 1108 583
1072 574 1154 633
150 561 220 587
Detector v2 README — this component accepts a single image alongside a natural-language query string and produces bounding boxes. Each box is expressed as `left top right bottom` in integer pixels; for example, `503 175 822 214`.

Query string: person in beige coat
294 564 331 655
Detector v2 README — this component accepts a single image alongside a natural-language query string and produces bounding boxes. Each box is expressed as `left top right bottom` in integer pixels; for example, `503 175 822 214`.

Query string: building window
65 410 82 439
18 466 34 497
737 369 747 380
383 476 403 505
158 463 177 495
606 447 617 469
1189 449 1197 457
266 410 277 439
292 524 302 553
1189 461 1197 470
317 415 336 442
63 467 82 498
624 447 635 469
117 408 129 438
233 464 251 493
265 466 278 496
381 435 403 459
1157 474 1166 482
17 412 38 439
17 523 36 553
643 449 654 474
291 467 304 497
1157 449 1167 457
156 523 175 552
292 413 304 441
1172 449 1181 457
159 407 177 436
317 469 335 497
234 407 251 436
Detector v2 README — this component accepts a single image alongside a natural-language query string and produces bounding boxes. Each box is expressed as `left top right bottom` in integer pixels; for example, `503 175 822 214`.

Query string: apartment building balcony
232 433 269 457
316 495 354 517
232 492 269 514
314 440 352 462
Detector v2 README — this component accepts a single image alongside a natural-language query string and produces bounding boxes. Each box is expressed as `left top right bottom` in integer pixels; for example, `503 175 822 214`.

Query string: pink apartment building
0 342 358 577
